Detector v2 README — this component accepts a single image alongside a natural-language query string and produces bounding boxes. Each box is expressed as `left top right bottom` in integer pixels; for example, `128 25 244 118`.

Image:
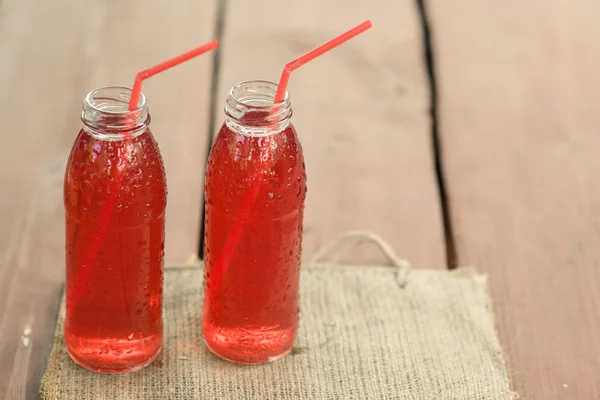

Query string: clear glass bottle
203 80 307 364
64 86 167 373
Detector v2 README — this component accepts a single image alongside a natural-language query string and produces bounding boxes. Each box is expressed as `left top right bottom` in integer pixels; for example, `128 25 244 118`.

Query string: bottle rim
82 86 150 141
225 80 292 137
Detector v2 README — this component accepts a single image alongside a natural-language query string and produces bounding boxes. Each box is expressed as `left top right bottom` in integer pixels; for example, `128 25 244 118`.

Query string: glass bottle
64 86 167 373
203 80 307 364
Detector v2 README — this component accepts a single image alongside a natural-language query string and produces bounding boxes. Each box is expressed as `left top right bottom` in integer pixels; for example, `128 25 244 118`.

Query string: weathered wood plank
212 1 446 268
428 1 600 397
0 0 217 397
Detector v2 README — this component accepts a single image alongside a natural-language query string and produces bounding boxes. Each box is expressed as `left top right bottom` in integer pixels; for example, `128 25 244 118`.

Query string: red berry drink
203 81 306 364
64 87 167 373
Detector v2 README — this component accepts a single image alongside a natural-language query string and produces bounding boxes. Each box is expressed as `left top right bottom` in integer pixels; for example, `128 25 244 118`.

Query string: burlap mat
41 231 517 399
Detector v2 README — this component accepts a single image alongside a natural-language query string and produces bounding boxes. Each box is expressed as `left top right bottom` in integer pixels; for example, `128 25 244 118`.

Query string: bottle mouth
225 80 292 137
82 86 150 140
228 80 289 109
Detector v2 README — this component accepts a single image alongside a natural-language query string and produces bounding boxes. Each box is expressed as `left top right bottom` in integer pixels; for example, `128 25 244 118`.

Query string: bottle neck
224 80 292 137
81 86 150 141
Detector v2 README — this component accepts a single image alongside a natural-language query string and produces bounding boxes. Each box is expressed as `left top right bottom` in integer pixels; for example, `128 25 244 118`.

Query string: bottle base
204 339 293 365
203 323 296 365
65 334 162 374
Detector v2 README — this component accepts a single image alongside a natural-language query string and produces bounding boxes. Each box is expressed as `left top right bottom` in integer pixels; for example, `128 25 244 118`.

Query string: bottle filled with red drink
64 86 167 373
203 80 307 364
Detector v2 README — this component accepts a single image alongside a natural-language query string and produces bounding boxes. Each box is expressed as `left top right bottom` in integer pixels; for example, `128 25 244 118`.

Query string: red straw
69 40 218 319
274 20 372 103
129 39 219 110
210 20 372 295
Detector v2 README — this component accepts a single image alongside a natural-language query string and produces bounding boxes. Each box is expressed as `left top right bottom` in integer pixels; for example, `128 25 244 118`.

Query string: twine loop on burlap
310 230 411 287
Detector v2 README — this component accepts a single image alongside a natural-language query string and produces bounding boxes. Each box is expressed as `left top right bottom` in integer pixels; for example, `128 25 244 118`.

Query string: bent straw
273 20 372 103
129 40 218 110
209 20 372 295
68 40 219 319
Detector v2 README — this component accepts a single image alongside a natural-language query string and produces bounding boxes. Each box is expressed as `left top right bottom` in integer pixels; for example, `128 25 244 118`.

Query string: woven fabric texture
41 232 517 399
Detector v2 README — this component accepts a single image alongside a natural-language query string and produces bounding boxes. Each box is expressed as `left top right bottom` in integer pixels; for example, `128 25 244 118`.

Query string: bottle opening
82 86 150 141
225 80 292 137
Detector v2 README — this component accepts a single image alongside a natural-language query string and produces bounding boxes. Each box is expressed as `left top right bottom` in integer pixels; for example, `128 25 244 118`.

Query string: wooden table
0 0 598 398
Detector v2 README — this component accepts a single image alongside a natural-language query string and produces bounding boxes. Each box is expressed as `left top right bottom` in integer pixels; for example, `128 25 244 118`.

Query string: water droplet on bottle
268 192 274 199
127 333 134 341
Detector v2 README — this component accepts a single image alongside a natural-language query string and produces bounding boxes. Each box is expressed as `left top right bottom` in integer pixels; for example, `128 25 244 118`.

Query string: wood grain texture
428 1 600 398
0 0 217 398
212 0 446 269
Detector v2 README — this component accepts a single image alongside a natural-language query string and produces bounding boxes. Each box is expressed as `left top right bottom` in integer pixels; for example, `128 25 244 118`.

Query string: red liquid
64 128 166 373
203 117 306 364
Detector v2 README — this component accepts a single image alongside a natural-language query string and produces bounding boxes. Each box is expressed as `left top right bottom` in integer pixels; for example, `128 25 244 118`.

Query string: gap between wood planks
195 0 458 268
414 0 457 269
198 0 227 258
